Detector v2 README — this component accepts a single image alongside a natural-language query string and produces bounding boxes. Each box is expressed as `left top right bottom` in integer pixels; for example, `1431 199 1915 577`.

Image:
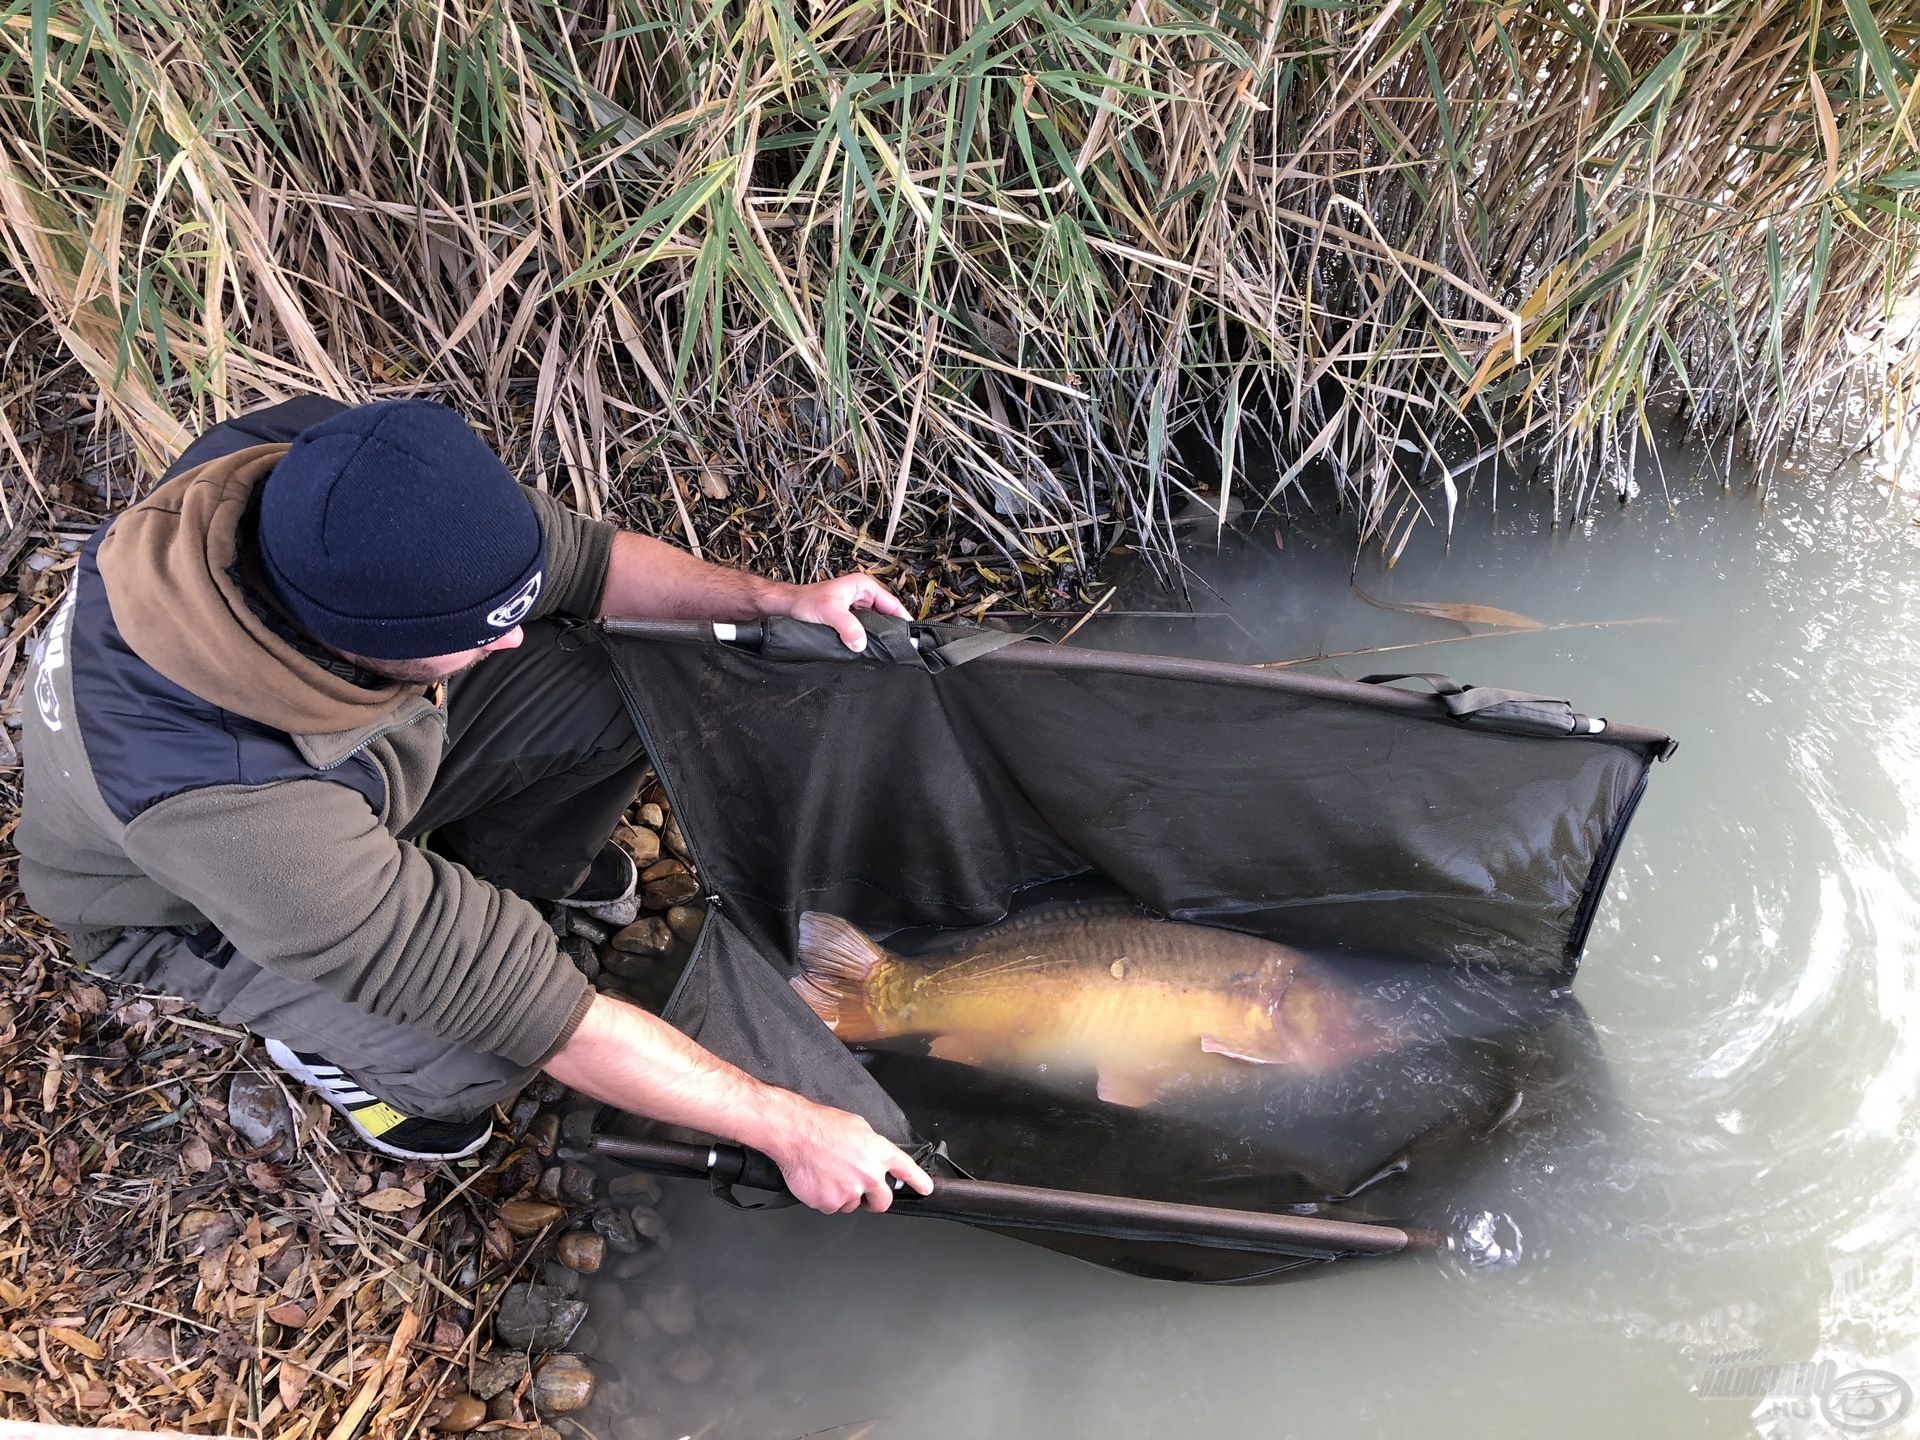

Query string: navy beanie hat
257 400 546 660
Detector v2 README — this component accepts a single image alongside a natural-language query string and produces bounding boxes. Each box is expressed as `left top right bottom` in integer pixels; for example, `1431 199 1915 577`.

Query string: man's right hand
758 1093 934 1214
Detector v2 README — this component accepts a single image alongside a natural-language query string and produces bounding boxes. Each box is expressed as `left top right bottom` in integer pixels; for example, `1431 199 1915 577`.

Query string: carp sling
596 613 1672 1282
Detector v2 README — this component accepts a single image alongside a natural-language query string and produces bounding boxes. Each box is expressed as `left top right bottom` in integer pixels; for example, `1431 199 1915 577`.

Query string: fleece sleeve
121 778 593 1066
522 486 617 621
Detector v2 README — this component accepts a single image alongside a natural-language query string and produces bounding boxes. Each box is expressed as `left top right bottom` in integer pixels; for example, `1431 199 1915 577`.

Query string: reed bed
0 1 1916 587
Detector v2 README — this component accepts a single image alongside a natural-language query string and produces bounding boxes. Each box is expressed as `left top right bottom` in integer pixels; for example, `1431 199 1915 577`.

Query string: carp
790 905 1411 1108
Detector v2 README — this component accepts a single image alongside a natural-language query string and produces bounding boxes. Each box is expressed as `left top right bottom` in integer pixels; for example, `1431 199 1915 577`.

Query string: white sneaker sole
261 1039 492 1161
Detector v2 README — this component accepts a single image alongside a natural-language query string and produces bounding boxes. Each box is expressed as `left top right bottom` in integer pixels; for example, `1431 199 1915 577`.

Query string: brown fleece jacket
16 445 616 1066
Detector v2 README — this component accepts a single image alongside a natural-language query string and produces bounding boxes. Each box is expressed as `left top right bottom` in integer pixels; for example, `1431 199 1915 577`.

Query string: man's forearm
596 531 788 623
544 991 801 1153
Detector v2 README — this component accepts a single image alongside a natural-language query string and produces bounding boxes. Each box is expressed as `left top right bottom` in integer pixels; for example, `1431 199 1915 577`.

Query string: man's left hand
774 574 910 652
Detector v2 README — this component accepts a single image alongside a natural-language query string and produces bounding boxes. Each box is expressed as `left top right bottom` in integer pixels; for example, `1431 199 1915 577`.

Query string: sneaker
263 1039 493 1161
554 840 639 908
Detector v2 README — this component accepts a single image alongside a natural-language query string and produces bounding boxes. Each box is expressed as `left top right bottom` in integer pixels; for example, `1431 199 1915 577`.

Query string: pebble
494 1284 588 1351
642 874 701 909
562 934 602 981
640 857 688 882
499 1200 567 1236
610 917 674 955
613 1251 662 1282
629 1205 669 1244
664 1343 713 1386
665 904 706 943
619 1307 657 1341
557 1231 606 1274
560 1162 598 1205
637 803 665 830
561 1106 600 1149
486 1391 523 1423
528 1429 565 1440
467 1353 528 1400
508 1095 541 1136
591 1206 640 1254
643 1282 697 1336
568 915 609 945
495 1149 542 1198
529 1077 570 1105
663 816 689 859
434 1393 487 1433
226 1071 297 1155
601 947 657 981
531 1354 596 1414
540 1261 581 1296
620 824 662 866
537 1165 564 1203
607 1172 662 1205
585 896 640 928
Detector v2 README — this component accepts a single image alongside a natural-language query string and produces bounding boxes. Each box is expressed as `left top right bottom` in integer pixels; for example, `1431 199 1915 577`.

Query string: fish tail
791 912 894 1042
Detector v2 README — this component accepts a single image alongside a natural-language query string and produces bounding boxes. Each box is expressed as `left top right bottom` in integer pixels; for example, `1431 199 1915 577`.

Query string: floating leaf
1353 582 1545 630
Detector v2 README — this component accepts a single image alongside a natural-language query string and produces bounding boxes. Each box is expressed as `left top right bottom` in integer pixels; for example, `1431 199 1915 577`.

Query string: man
17 395 932 1215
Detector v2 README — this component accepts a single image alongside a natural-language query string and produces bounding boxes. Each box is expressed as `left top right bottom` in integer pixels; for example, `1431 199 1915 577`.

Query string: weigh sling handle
589 1135 1418 1261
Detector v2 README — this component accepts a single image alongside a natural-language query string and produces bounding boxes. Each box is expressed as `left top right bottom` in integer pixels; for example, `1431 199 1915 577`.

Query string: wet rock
494 1283 587 1352
601 947 657 982
636 803 665 830
529 1076 569 1106
486 1391 523 1423
537 1165 564 1203
434 1393 487 1432
619 1307 657 1341
610 918 673 955
613 1250 663 1282
227 1072 296 1155
540 1260 580 1296
527 1428 565 1440
640 857 688 883
467 1352 529 1400
561 934 601 981
591 1206 639 1254
643 1282 697 1336
584 896 639 928
664 1343 713 1386
614 1417 669 1440
663 815 689 860
499 1200 566 1236
508 1095 542 1137
557 1230 605 1274
642 874 701 910
568 915 610 945
665 904 706 944
527 1111 561 1155
559 1162 598 1205
531 1354 596 1414
619 823 662 866
561 1106 600 1148
607 1172 662 1205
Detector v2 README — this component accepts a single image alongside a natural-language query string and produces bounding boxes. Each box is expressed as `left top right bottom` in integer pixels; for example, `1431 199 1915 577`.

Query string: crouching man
17 396 931 1214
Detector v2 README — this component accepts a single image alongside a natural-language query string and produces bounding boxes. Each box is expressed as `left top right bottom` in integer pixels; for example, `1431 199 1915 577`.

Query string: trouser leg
89 927 532 1123
403 618 649 900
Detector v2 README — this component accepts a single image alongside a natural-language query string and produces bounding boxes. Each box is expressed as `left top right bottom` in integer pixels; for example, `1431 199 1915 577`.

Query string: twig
1255 617 1670 669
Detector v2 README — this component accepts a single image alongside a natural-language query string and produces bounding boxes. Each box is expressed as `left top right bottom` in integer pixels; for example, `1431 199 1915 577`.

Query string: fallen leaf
245 1160 286 1194
278 1359 310 1409
266 1302 309 1329
358 1186 425 1214
1353 581 1544 630
181 1135 214 1175
49 1326 104 1360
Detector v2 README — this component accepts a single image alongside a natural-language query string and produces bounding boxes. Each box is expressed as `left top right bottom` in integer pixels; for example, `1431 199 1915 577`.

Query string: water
588 426 1920 1438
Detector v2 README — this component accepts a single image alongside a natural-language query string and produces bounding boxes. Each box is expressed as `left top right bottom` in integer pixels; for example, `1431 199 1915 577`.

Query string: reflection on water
586 419 1920 1438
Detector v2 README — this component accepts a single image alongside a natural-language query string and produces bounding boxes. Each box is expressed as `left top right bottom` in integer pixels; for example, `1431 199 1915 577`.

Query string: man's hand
757 1091 934 1214
774 574 910 652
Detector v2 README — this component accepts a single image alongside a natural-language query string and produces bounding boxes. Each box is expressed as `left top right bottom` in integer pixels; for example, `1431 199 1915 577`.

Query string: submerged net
602 618 1670 1281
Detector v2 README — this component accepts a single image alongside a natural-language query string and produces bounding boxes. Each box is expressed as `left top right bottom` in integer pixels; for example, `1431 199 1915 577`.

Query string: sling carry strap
1358 672 1596 739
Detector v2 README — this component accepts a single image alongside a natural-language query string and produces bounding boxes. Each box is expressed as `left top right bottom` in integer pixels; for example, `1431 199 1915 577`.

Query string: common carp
791 905 1412 1108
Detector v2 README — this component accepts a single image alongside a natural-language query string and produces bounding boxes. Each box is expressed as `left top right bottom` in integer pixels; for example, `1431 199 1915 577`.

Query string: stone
528 1429 566 1440
499 1200 566 1236
570 1321 601 1354
561 1106 600 1149
583 896 639 928
467 1352 529 1400
559 1162 598 1205
556 1231 605 1274
663 815 690 860
607 1172 662 1205
642 1282 697 1337
226 1071 296 1155
527 1112 561 1156
619 1307 657 1341
642 874 701 910
613 1251 662 1282
561 934 601 980
640 857 688 882
620 823 661 866
600 948 656 982
537 1165 564 1203
529 1076 570 1106
610 917 674 955
486 1391 523 1423
531 1354 596 1414
494 1284 587 1352
568 915 609 945
540 1261 580 1296
508 1095 541 1136
494 1149 542 1198
636 803 665 830
614 1418 670 1440
628 1205 669 1244
664 1343 713 1385
665 904 706 943
434 1393 487 1432
590 1206 639 1254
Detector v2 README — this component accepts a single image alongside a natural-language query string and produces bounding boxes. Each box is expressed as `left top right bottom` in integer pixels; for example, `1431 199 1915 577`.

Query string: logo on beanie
486 571 542 630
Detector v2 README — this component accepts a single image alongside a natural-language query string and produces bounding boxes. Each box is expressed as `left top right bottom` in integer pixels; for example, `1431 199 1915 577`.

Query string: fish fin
1095 1066 1167 1109
926 1034 985 1065
791 913 893 1043
1199 1034 1292 1066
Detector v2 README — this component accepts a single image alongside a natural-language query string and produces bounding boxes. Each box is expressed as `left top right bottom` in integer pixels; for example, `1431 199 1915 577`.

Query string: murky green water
587 422 1920 1439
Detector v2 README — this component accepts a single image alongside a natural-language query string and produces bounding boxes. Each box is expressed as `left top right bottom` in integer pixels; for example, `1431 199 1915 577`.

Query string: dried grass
0 2 1914 590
